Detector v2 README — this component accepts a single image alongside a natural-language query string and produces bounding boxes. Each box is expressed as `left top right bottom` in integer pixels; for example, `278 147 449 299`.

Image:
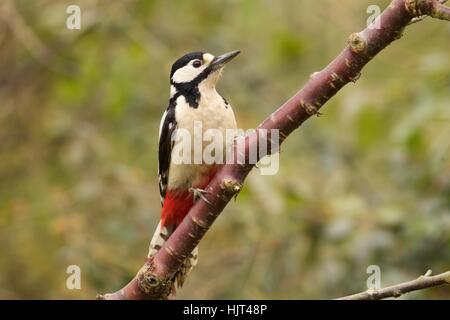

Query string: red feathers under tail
149 167 219 288
161 190 194 228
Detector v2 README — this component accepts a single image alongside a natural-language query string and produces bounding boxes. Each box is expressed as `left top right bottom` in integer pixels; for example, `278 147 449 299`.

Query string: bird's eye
193 60 202 68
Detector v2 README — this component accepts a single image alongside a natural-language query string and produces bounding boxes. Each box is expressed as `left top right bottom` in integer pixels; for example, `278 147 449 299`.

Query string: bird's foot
189 187 211 205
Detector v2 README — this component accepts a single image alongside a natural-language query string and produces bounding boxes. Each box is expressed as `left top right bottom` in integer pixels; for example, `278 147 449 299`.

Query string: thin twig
337 270 450 300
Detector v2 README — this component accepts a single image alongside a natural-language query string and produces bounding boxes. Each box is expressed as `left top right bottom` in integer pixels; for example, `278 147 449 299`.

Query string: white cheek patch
172 64 206 83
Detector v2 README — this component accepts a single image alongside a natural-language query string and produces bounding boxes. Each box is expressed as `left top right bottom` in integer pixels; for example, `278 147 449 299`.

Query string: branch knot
348 33 368 56
220 179 242 197
137 264 173 300
405 0 420 16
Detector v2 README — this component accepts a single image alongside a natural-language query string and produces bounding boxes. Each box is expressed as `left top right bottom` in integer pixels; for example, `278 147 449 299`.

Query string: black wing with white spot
158 106 176 205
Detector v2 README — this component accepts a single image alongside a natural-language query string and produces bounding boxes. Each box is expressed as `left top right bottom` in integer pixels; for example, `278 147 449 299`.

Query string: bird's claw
189 187 211 205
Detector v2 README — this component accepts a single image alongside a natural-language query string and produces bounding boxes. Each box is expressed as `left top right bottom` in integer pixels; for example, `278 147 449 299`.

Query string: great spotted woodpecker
149 50 240 288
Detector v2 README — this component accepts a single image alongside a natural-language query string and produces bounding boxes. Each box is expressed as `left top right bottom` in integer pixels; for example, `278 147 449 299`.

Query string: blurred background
0 0 449 299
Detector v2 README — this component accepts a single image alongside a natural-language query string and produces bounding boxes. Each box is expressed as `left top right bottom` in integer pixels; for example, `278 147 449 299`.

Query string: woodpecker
149 50 240 288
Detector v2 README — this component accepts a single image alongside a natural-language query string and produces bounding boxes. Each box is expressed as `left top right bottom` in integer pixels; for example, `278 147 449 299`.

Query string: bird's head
170 50 240 89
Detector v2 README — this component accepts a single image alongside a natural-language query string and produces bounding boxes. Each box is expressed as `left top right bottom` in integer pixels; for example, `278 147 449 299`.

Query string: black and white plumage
150 50 240 289
158 106 176 205
157 51 239 206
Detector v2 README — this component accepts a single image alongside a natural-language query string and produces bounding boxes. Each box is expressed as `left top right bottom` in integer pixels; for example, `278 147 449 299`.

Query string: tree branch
414 0 450 21
337 270 450 300
409 0 448 24
99 0 450 300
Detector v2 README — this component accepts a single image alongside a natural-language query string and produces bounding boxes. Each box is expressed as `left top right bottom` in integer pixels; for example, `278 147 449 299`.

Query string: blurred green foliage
0 0 449 299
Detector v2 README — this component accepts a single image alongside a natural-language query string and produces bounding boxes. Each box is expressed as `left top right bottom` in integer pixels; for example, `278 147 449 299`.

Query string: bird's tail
148 220 198 288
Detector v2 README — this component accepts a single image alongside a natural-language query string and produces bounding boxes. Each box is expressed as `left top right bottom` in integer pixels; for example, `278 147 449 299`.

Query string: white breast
168 87 237 190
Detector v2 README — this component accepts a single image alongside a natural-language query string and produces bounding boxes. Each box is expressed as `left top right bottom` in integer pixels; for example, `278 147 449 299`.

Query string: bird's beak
210 50 241 70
